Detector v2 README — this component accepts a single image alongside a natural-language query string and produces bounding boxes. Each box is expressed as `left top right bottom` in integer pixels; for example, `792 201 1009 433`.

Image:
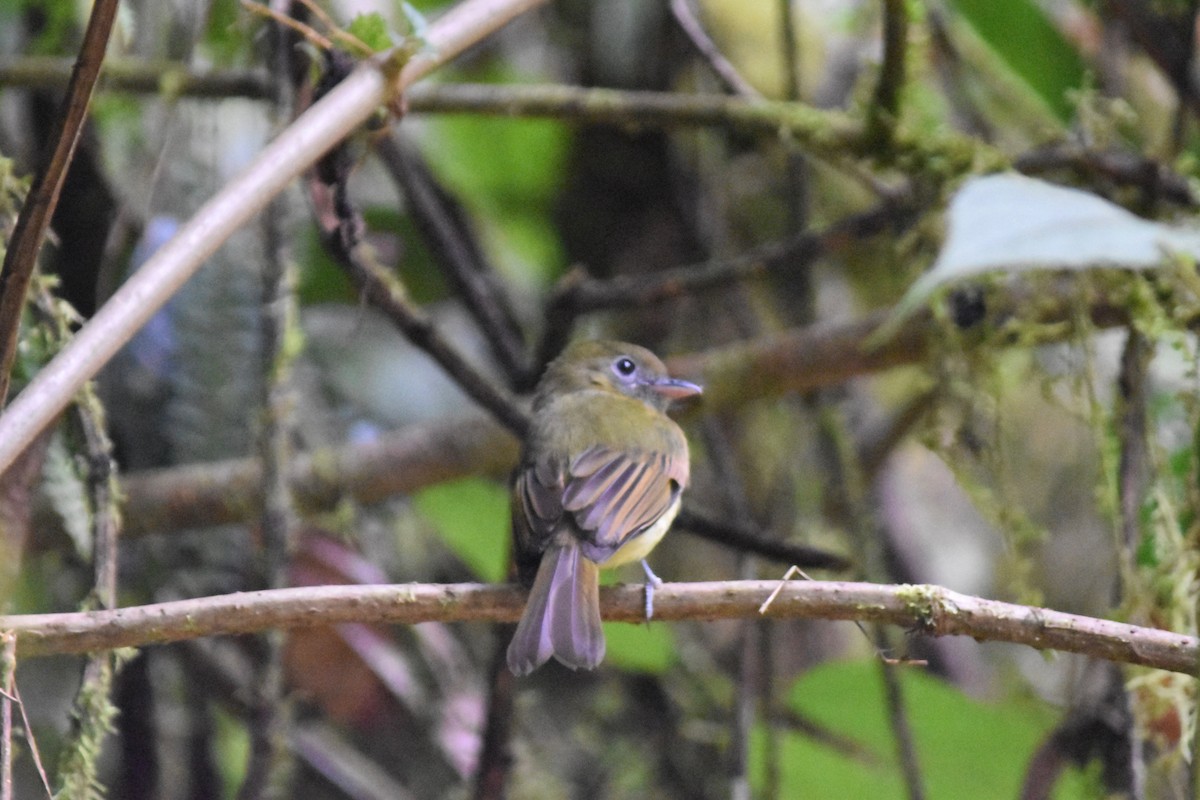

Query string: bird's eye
613 357 637 379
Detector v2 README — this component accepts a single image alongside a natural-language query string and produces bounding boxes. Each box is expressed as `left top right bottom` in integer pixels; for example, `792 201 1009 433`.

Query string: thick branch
1 580 1193 674
87 414 519 538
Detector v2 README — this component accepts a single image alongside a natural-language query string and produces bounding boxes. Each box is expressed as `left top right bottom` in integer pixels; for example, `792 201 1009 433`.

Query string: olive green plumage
507 340 700 676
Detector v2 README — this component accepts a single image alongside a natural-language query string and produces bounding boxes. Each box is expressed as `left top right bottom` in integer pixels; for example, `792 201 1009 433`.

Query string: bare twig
0 632 12 800
677 510 852 571
472 635 517 800
373 134 530 386
302 48 529 435
669 0 760 97
0 0 118 406
1115 329 1152 578
306 156 531 436
0 56 273 98
236 42 301 795
1014 142 1197 209
866 0 908 150
291 723 418 800
0 0 551 476
535 202 909 371
877 641 926 800
401 82 995 173
240 0 336 52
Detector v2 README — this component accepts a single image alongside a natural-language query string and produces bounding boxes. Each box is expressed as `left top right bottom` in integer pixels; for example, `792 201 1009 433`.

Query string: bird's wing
560 444 685 558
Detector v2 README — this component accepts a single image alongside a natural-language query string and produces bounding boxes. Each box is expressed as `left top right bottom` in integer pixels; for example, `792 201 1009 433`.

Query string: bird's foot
641 559 664 621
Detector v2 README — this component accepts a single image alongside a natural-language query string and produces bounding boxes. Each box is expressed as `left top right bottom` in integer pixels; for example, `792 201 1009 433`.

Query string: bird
507 339 700 676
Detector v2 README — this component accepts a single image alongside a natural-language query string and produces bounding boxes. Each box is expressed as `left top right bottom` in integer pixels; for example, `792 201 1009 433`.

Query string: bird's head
538 340 702 412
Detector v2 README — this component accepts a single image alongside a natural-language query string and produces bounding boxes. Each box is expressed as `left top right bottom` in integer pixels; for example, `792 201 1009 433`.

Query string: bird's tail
507 542 603 676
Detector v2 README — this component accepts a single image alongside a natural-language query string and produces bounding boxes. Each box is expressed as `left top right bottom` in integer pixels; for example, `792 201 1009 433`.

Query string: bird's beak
650 377 703 400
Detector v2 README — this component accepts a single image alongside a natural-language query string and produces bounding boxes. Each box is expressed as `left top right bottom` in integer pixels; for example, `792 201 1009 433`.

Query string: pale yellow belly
601 497 681 568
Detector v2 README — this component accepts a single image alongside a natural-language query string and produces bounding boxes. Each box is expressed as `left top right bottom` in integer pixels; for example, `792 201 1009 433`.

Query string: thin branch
3 57 1193 210
401 82 997 175
1115 329 1152 575
291 722 418 800
0 632 12 800
372 133 530 386
1 581 1194 674
877 645 926 800
675 509 851 571
472 635 517 800
301 48 529 434
701 416 766 800
0 0 551 476
535 201 910 373
305 141 531 436
0 56 272 98
865 0 908 151
669 0 761 97
236 38 300 794
0 0 119 407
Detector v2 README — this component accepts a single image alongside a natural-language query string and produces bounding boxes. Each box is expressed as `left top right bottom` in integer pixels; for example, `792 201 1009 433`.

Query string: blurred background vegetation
1 0 1200 798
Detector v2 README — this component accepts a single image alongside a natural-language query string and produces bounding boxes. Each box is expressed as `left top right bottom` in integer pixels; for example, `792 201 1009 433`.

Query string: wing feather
559 446 682 560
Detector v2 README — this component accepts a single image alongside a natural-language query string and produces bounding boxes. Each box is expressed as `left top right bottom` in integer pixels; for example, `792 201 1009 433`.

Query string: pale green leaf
413 477 509 583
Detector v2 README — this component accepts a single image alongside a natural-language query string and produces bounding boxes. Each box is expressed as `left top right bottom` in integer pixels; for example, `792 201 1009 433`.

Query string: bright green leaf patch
348 12 392 54
603 621 677 674
419 79 569 287
947 0 1085 121
755 659 1091 799
413 477 510 583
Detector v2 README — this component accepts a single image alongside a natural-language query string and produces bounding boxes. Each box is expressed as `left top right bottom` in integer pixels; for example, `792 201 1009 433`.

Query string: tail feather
507 542 603 676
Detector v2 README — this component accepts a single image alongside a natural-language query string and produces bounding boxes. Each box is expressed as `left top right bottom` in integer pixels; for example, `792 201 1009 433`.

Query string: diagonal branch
1 580 1193 674
0 0 119 406
0 0 550 476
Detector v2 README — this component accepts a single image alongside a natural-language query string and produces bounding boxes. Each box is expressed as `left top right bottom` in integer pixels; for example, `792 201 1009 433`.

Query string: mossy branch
0 580 1192 674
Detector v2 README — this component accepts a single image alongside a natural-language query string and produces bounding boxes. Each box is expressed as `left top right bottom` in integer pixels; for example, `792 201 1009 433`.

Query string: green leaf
348 12 393 54
874 174 1200 340
420 74 569 286
755 659 1091 799
42 429 92 561
413 477 510 582
947 0 1085 121
603 621 677 673
204 0 249 65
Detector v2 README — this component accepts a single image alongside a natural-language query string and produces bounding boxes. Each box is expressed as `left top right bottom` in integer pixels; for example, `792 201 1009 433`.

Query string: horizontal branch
0 58 995 172
0 56 272 98
2 580 1193 674
36 414 519 538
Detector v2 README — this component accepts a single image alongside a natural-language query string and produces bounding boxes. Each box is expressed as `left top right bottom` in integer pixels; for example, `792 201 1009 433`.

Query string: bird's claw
641 559 663 621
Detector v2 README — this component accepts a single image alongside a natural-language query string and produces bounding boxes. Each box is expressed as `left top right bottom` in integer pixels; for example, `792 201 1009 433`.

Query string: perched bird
507 340 700 676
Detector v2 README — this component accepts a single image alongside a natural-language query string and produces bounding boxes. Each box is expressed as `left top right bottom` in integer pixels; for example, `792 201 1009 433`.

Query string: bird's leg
640 559 663 620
